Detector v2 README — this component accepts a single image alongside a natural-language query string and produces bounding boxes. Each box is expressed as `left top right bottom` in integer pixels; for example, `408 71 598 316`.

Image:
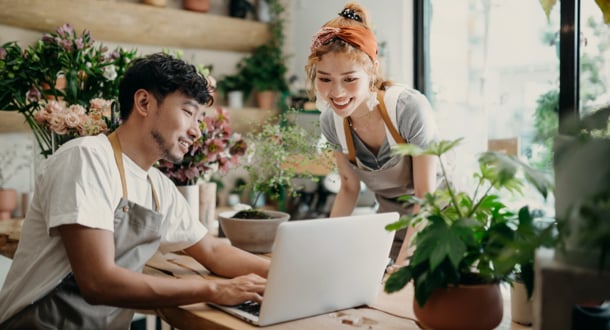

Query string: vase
0 189 18 220
227 90 244 109
177 185 200 223
511 281 533 326
199 182 217 229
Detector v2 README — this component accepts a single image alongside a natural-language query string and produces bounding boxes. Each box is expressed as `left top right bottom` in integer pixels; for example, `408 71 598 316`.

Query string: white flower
102 65 117 80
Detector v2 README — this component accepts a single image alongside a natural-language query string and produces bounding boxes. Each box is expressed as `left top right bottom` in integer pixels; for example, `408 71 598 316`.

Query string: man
0 53 268 329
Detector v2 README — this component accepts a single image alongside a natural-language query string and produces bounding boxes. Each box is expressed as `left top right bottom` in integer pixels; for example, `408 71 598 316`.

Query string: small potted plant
383 138 554 330
553 105 610 271
218 110 332 253
216 74 250 109
228 0 288 109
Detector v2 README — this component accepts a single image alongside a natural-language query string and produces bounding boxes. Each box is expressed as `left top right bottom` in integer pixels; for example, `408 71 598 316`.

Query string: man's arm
58 224 266 308
183 233 270 279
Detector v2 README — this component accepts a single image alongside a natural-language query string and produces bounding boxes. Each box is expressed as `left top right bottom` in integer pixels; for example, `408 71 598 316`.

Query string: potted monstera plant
218 111 331 253
384 138 555 330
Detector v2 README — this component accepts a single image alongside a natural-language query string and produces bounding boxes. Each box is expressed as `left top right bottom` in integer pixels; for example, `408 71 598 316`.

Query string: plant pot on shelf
255 90 276 110
0 189 18 220
183 0 210 12
218 210 289 253
413 283 503 330
227 90 244 109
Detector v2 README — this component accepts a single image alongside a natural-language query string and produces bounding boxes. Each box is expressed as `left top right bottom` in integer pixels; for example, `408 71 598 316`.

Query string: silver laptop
209 212 398 326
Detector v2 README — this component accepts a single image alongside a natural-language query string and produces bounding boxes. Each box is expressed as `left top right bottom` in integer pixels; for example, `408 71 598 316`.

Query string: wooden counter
1 220 532 329
0 219 23 259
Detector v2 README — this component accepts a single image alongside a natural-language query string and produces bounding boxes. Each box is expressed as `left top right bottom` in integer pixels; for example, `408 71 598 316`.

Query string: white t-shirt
0 134 207 323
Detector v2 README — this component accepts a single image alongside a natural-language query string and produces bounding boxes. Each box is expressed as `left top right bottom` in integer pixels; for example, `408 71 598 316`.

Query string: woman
305 3 450 271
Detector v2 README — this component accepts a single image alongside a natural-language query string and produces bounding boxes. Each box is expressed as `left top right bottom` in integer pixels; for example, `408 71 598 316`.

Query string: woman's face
315 52 372 118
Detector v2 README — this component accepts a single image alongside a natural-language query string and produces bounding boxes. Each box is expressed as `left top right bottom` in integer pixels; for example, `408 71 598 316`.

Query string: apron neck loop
376 91 407 144
107 132 160 211
343 117 357 164
108 132 129 200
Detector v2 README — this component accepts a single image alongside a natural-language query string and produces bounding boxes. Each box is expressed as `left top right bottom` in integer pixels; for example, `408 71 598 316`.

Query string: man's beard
151 129 183 163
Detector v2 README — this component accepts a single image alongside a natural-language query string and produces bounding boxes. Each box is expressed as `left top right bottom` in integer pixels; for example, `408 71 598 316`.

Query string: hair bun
338 8 362 22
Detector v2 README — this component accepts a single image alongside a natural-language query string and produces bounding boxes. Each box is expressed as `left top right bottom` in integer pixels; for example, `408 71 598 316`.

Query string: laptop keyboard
235 301 261 316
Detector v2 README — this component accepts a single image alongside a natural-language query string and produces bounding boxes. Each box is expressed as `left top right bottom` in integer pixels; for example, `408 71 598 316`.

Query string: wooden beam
0 0 270 52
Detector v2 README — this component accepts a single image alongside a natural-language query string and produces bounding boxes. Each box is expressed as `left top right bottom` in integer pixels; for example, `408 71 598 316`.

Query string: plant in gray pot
554 105 610 271
218 111 332 253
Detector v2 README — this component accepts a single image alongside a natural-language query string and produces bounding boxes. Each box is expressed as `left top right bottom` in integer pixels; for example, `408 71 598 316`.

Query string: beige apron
343 91 415 259
2 133 163 330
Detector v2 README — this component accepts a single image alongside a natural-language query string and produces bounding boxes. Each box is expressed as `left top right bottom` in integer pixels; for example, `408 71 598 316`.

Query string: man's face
149 91 205 163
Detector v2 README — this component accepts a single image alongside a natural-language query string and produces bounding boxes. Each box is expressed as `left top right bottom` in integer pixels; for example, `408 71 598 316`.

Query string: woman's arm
329 151 361 217
390 154 438 269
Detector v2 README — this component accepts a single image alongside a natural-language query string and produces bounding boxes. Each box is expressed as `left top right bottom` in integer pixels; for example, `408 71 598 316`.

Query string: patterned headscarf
310 26 378 62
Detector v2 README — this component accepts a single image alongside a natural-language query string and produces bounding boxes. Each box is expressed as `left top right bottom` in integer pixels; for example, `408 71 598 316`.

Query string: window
416 0 609 214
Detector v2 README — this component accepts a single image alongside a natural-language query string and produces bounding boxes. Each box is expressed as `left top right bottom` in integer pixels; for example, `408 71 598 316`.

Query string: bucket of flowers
0 23 137 157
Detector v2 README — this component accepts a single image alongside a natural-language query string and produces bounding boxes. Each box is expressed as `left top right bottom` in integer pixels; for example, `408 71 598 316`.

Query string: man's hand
209 273 266 305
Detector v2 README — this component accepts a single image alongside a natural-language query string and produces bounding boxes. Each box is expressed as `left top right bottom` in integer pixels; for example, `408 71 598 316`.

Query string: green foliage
384 139 555 307
239 110 332 208
218 0 288 99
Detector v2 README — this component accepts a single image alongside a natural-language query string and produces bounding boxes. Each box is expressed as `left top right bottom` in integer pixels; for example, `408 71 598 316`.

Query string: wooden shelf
0 0 270 52
0 112 30 133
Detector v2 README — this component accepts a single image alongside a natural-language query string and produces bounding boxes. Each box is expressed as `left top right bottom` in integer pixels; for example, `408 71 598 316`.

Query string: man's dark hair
118 53 213 120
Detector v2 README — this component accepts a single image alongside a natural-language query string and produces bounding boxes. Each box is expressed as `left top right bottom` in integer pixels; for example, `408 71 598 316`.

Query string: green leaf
392 138 463 158
384 266 413 293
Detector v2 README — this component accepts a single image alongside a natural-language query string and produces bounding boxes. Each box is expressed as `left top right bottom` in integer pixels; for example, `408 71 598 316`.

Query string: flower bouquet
0 23 137 157
156 106 247 186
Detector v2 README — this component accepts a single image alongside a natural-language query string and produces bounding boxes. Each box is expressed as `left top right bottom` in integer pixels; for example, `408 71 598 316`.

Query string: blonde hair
304 2 390 99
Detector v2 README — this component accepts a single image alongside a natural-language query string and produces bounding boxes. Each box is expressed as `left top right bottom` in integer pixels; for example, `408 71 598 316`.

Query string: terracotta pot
183 0 210 12
413 283 503 330
0 189 18 220
255 90 276 110
218 210 289 253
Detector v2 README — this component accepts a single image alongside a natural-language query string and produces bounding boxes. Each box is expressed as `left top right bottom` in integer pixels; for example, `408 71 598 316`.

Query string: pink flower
156 106 246 186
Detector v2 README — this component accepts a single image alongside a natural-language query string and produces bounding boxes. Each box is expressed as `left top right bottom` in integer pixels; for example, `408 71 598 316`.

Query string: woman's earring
366 91 379 111
315 93 332 112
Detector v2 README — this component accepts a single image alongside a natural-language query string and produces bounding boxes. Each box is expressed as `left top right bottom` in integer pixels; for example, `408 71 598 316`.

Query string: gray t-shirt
320 87 440 170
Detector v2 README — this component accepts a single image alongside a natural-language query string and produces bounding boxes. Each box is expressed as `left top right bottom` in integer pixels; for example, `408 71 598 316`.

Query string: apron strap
344 90 408 164
108 132 128 199
148 177 161 212
343 117 357 164
377 91 407 144
107 132 160 211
